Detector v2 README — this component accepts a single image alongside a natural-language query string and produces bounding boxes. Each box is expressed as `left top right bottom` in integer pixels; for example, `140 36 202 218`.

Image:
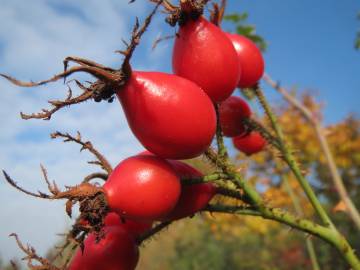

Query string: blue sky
0 0 359 265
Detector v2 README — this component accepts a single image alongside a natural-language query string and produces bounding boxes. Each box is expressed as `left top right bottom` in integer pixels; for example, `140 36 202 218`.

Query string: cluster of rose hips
68 10 265 270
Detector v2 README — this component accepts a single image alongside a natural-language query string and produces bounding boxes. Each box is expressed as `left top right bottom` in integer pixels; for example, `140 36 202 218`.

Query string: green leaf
223 12 248 23
224 11 267 52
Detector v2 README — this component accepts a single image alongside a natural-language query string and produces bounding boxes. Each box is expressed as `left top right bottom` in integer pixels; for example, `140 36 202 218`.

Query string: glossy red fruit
139 151 217 220
173 17 240 102
163 160 217 221
226 33 264 88
117 71 216 160
232 132 266 155
68 226 139 270
219 96 251 137
103 155 181 221
104 212 152 237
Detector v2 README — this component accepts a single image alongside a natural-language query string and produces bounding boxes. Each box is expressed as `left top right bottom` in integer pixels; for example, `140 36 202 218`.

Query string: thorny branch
263 73 360 230
1 1 360 268
136 221 172 245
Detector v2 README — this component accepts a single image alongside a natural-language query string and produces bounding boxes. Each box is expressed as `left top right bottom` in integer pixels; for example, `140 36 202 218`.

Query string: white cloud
0 0 167 265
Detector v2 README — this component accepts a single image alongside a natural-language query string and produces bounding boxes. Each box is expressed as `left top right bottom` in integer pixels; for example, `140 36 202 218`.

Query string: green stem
208 204 360 269
250 85 360 269
253 86 333 228
206 204 261 216
306 238 321 270
136 221 172 245
263 74 360 230
216 185 245 201
282 174 320 270
205 148 264 207
214 103 229 159
206 89 360 268
242 118 281 149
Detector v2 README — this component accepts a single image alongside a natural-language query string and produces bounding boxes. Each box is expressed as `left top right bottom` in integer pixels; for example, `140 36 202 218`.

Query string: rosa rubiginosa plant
1 1 359 269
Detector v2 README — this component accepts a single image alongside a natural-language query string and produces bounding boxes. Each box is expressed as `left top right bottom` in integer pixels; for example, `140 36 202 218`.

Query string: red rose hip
163 160 217 221
103 155 181 221
226 33 264 88
232 132 266 155
139 151 217 220
173 17 240 102
68 226 139 270
117 71 216 159
219 96 251 137
104 212 152 237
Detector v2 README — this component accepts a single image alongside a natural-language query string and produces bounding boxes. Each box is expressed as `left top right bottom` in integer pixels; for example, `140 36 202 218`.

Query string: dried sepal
50 131 113 174
209 0 226 26
1 2 163 119
152 34 175 50
10 233 62 270
119 0 164 73
20 83 93 120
